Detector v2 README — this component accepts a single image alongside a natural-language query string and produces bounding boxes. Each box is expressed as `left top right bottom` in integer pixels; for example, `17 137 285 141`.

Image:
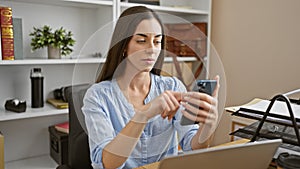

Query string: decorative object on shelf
47 44 60 59
30 67 44 108
4 98 26 113
0 6 14 60
12 18 23 60
53 86 69 102
29 25 75 59
165 22 207 58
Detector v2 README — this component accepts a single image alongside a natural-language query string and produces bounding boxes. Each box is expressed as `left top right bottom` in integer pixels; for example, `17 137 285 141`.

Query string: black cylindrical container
276 152 300 169
30 68 44 108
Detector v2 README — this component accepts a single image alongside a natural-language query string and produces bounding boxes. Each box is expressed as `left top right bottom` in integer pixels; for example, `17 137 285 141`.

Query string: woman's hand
133 91 182 123
181 76 220 125
183 76 220 148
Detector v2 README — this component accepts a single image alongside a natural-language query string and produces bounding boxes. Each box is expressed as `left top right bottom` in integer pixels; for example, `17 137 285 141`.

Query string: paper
241 99 300 120
225 98 263 112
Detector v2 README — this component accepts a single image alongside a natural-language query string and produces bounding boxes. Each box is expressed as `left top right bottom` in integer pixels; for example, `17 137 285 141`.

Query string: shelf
63 0 113 6
6 0 113 8
0 104 68 122
5 154 58 169
0 58 106 65
164 56 197 62
120 2 209 15
0 57 197 65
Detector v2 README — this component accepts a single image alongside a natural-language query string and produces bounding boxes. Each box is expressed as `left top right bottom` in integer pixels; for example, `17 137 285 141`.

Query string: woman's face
126 18 162 72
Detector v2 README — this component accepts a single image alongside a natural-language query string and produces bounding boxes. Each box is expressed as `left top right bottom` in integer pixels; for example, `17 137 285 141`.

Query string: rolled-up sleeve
82 85 125 169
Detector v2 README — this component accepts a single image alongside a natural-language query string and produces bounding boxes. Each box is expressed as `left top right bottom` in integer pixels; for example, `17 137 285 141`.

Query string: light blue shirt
82 73 199 169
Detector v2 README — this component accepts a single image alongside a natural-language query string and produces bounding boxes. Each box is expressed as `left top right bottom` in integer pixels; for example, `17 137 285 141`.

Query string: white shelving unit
0 0 212 168
120 2 209 15
0 57 196 65
0 58 105 65
0 104 68 122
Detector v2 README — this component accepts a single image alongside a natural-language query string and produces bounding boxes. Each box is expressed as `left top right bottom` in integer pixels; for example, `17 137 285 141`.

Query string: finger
161 91 182 121
181 101 211 119
183 95 214 111
183 92 215 105
181 109 206 124
184 97 212 111
171 91 184 102
165 91 180 108
159 96 170 116
162 91 180 117
204 111 219 125
167 110 177 121
161 94 175 116
161 109 168 119
212 75 220 98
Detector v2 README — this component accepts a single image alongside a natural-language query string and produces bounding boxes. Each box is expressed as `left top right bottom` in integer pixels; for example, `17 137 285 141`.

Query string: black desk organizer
231 94 300 153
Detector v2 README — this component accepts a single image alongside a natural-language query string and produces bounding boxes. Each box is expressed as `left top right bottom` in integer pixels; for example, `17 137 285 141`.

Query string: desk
135 139 276 169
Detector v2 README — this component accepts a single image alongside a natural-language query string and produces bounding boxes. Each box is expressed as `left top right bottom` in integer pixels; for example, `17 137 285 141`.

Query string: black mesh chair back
57 84 92 169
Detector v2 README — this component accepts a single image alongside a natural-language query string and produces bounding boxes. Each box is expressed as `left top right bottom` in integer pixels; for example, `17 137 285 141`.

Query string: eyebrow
135 33 162 38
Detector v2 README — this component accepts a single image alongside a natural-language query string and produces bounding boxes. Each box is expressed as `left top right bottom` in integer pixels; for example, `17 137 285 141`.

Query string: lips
141 58 155 65
142 58 155 62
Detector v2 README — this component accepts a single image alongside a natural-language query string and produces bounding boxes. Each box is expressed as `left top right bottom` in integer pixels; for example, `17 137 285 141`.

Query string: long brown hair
96 6 165 83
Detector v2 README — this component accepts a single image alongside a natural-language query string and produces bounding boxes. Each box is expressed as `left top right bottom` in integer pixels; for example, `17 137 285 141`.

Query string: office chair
57 84 93 169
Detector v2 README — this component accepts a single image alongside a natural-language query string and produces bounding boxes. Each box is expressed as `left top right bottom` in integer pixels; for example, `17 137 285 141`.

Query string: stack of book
54 121 69 134
0 6 23 61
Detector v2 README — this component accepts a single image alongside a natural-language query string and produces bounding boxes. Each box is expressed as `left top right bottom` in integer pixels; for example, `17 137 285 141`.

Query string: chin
140 67 152 72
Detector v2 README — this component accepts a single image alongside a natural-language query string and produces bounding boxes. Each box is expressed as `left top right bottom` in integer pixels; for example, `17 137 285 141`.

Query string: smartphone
180 80 217 126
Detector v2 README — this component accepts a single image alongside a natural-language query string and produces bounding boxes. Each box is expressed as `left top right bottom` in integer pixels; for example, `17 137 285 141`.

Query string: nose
145 47 155 54
145 41 158 54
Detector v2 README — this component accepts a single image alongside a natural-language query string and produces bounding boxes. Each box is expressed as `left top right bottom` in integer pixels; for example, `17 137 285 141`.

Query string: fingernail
183 96 189 100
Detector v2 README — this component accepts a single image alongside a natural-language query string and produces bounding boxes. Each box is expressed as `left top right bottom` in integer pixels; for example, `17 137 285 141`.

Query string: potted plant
29 25 76 59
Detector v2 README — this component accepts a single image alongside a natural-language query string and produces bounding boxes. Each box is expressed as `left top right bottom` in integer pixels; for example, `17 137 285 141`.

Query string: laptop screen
158 139 282 169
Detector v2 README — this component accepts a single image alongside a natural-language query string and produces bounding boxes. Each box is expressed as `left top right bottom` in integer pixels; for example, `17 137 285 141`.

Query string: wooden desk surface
134 139 250 169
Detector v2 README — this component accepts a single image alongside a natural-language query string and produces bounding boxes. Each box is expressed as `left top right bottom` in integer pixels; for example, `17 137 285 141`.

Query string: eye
136 39 146 43
154 40 162 44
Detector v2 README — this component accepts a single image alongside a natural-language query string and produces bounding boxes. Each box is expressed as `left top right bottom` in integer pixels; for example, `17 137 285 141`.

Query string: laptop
158 139 282 169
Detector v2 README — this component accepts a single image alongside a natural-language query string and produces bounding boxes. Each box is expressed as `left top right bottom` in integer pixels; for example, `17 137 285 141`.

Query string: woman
82 6 219 169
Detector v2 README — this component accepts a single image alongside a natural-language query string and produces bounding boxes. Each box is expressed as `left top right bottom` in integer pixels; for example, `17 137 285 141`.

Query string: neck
118 71 151 92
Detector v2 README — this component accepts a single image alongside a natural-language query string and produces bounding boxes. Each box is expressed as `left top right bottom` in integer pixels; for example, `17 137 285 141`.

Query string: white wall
210 0 300 144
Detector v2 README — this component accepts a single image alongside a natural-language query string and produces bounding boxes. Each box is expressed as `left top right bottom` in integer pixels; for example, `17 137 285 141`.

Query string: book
0 25 1 61
47 98 68 109
12 18 23 60
0 6 14 60
54 121 69 134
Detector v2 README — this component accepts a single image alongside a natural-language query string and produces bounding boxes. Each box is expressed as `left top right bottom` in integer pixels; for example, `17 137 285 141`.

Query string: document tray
231 121 300 153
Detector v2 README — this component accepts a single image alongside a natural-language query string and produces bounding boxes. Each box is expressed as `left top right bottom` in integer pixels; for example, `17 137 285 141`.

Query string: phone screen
180 80 217 126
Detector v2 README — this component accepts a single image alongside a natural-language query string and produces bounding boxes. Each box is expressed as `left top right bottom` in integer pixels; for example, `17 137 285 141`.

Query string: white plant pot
48 45 61 59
